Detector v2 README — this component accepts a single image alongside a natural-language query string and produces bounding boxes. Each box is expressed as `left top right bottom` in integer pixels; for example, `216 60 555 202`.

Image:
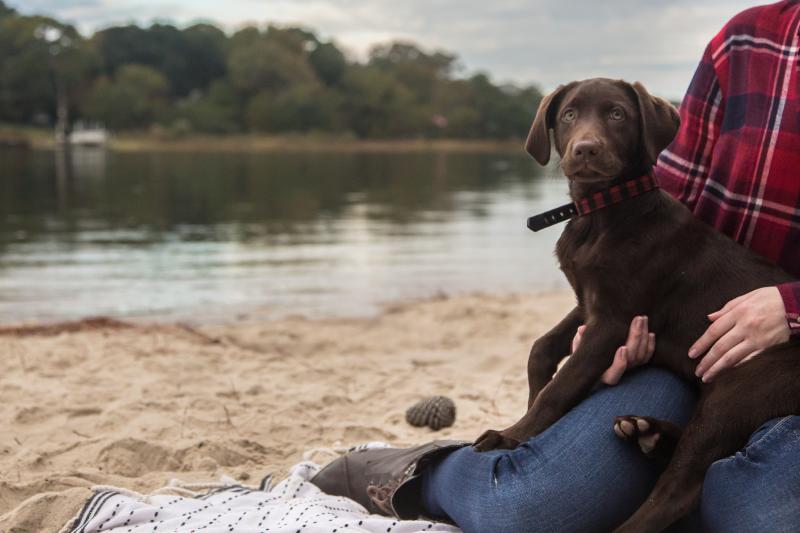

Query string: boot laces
367 479 400 515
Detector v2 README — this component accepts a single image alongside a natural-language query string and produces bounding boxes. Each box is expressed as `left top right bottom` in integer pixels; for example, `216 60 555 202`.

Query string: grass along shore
1 126 524 153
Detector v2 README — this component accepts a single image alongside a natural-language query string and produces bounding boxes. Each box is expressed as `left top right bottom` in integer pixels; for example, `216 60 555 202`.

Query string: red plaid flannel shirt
655 0 800 337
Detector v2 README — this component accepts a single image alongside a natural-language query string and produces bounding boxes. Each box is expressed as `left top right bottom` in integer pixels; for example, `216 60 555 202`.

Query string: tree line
0 2 543 139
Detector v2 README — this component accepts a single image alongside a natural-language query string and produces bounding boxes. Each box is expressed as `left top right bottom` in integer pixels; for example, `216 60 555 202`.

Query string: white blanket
63 453 461 533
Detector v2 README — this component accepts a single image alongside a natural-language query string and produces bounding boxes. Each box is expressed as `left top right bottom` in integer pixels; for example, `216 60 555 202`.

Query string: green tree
309 41 346 86
174 79 240 134
0 1 14 17
263 25 317 54
247 84 341 133
0 12 96 124
369 42 456 104
92 23 226 96
339 66 429 138
465 74 542 138
180 23 228 91
0 4 545 140
228 38 316 94
228 26 260 49
81 64 169 129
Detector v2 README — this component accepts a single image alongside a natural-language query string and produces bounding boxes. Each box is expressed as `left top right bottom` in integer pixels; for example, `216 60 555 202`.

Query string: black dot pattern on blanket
67 460 459 533
405 396 456 430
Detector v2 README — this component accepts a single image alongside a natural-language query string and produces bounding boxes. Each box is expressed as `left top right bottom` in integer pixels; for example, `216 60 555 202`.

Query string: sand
0 290 574 532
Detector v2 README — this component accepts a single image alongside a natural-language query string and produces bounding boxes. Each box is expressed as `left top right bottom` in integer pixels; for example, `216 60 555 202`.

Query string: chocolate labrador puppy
473 78 800 532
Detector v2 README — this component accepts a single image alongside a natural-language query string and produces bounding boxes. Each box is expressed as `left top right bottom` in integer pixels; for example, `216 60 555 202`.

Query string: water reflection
0 148 570 322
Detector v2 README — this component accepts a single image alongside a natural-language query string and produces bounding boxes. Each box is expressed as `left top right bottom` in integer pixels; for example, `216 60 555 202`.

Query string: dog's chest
556 222 623 302
557 226 593 288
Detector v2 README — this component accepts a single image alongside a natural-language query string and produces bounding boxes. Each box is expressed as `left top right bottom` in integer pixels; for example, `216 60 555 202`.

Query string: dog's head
525 78 679 182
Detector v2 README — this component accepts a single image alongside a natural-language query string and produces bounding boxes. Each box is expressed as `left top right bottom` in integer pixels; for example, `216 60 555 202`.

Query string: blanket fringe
58 475 272 533
59 443 389 533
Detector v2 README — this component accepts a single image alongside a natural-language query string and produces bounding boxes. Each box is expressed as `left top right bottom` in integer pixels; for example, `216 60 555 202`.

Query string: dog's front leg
527 306 584 408
475 321 626 451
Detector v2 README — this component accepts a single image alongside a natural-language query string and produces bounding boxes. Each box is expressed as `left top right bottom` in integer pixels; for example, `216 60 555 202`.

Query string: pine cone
405 395 456 430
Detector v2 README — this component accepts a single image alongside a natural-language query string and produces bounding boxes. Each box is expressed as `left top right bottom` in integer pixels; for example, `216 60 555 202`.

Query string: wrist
776 282 800 338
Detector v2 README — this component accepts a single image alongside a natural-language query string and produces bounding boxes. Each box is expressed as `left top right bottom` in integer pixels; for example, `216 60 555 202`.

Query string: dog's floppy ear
525 84 572 166
630 81 680 165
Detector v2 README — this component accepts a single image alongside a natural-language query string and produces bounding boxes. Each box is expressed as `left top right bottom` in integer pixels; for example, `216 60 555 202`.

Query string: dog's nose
572 140 601 161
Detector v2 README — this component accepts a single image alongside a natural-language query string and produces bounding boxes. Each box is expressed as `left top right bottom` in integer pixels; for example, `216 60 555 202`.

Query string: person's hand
571 316 656 386
690 286 790 382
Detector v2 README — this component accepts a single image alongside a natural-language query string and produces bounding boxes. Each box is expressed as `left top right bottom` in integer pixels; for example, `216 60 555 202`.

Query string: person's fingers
688 311 737 359
708 293 751 320
624 316 645 360
630 331 656 367
630 316 654 364
701 341 756 382
632 316 650 362
694 327 745 377
571 324 586 353
571 327 579 353
601 346 628 385
646 332 656 358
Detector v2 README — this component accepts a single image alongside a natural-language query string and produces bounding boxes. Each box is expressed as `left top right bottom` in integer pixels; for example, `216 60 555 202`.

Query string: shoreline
0 285 570 328
104 136 525 154
3 128 524 154
0 289 573 530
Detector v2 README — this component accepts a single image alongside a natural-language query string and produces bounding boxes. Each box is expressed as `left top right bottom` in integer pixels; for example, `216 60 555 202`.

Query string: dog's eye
562 109 576 122
609 108 625 121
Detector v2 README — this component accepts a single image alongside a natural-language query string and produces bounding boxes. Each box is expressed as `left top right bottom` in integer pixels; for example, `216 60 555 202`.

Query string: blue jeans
420 368 800 532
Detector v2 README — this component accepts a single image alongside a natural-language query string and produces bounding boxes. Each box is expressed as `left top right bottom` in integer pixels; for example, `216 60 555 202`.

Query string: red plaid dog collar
527 172 659 232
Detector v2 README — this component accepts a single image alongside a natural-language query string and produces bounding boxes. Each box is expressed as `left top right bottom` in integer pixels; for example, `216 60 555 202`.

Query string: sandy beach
0 290 573 532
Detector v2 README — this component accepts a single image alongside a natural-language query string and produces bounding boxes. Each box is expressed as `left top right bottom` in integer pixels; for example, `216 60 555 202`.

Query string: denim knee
459 458 551 533
701 416 800 532
423 368 697 533
425 449 576 533
424 451 541 533
463 450 642 533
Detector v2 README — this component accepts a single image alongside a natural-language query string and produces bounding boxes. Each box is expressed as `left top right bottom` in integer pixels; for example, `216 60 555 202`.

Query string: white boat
67 123 109 147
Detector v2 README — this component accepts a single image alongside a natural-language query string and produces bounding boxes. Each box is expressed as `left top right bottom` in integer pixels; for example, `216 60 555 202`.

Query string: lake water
0 147 571 323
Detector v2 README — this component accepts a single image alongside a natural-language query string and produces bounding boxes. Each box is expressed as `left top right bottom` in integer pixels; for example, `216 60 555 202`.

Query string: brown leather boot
310 440 468 519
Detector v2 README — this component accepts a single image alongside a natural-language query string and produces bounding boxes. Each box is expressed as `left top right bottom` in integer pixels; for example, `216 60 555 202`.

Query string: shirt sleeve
654 39 725 210
777 282 800 338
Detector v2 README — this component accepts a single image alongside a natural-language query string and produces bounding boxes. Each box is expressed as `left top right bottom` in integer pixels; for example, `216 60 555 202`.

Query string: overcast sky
12 0 758 99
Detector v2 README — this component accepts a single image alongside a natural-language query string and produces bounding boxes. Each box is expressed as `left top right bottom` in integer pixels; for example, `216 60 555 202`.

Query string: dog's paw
473 429 521 452
613 415 669 456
